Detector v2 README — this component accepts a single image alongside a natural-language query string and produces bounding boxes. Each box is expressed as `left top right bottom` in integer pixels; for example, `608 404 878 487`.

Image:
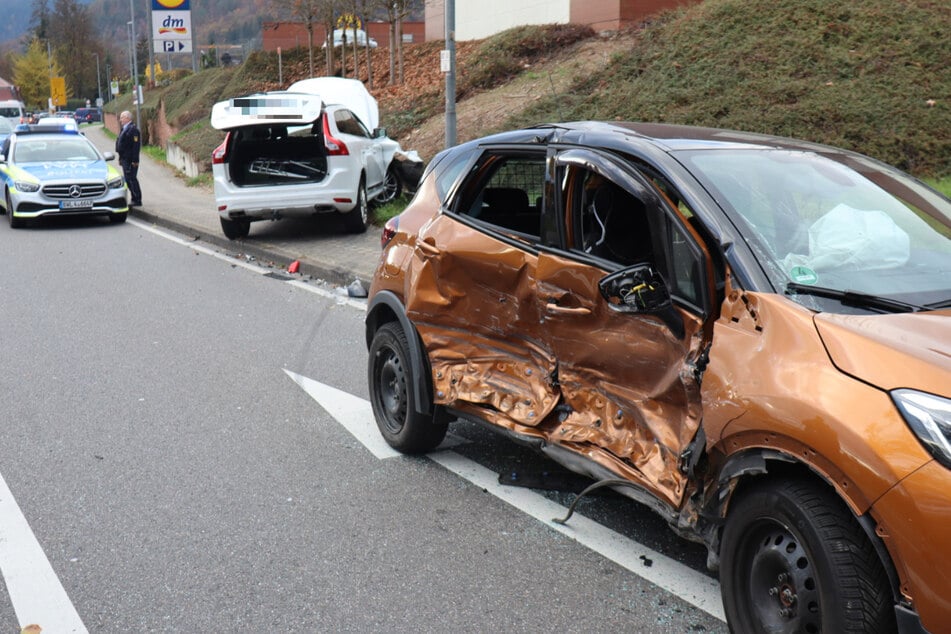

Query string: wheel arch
366 290 436 417
706 447 904 610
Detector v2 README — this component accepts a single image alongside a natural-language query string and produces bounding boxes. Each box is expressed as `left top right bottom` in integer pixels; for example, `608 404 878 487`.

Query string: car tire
6 191 22 228
220 217 250 240
343 178 369 234
719 477 895 634
368 322 447 454
375 165 402 205
109 212 127 224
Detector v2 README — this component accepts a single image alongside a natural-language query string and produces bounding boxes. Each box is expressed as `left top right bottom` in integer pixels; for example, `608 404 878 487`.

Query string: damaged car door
533 150 715 508
332 108 386 193
404 150 562 430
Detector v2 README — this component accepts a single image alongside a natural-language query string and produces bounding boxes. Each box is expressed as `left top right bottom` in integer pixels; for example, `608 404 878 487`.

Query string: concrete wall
166 142 205 178
460 0 570 41
428 0 570 41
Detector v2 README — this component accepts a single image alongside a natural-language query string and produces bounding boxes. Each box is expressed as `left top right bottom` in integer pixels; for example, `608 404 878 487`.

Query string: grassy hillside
506 0 949 176
119 0 949 179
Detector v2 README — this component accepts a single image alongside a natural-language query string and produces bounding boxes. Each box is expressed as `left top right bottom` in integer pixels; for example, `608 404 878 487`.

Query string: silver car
0 127 128 228
210 77 405 239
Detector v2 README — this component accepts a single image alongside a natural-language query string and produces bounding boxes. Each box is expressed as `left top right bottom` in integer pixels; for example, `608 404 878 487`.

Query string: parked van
0 100 25 127
74 107 102 123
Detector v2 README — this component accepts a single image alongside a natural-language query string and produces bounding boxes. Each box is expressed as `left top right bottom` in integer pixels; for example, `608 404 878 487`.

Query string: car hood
288 77 379 130
16 160 110 179
814 309 951 396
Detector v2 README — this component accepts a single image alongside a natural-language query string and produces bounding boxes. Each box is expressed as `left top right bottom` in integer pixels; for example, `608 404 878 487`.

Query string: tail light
212 131 232 164
381 215 399 248
322 114 349 156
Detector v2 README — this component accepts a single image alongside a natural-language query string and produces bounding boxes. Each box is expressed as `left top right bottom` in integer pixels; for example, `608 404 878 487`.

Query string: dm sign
153 10 192 39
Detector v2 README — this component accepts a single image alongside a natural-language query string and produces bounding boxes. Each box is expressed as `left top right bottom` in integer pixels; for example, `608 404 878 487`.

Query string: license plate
59 199 94 209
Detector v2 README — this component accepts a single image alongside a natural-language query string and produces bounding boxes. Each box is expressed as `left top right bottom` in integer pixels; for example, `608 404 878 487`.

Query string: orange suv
365 122 951 633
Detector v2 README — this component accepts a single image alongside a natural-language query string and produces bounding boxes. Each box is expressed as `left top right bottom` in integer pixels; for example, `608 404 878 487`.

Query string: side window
453 154 545 239
434 152 471 200
334 110 369 138
566 167 653 267
564 165 706 309
666 216 704 306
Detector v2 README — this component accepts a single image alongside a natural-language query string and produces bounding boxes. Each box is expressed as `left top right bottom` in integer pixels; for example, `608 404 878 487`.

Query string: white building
425 0 702 42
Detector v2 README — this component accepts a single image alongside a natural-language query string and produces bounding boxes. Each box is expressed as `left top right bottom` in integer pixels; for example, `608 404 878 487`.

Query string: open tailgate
210 92 324 131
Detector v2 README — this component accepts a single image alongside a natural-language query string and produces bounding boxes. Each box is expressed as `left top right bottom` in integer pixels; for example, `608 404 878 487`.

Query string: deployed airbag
783 204 910 271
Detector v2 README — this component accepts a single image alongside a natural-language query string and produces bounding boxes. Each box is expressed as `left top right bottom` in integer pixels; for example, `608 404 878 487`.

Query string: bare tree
273 0 338 78
29 0 51 42
49 0 97 102
372 0 419 85
357 0 373 89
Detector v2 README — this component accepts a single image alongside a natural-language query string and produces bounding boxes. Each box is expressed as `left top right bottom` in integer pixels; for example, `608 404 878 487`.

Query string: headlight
14 180 39 193
107 176 124 189
892 389 951 469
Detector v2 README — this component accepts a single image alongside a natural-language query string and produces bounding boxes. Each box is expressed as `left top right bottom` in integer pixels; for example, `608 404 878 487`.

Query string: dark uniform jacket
116 122 141 164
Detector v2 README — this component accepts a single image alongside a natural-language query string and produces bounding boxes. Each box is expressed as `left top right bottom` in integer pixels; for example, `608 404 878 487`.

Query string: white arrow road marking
0 473 88 633
287 371 726 623
284 369 399 460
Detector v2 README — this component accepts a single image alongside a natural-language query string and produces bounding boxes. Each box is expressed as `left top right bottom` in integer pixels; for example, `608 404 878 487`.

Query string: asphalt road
0 215 727 633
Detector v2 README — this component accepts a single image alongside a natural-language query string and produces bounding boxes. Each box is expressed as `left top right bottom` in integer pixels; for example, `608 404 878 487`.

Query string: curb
130 207 375 291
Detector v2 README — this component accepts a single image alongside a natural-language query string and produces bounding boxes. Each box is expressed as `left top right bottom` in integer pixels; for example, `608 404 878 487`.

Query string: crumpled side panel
405 215 559 425
421 325 559 425
551 364 702 503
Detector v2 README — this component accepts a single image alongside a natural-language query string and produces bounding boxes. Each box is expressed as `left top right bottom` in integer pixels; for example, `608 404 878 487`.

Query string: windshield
15 138 100 163
681 148 951 310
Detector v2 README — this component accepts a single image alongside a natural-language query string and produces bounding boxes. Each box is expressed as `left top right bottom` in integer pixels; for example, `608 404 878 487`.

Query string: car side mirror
599 264 685 338
599 264 671 313
373 127 387 139
102 151 116 161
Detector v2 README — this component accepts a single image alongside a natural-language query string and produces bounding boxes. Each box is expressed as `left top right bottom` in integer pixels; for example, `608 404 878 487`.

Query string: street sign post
50 76 67 107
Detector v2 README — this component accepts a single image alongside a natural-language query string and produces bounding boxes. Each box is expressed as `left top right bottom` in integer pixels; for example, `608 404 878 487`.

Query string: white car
324 28 378 49
210 77 403 238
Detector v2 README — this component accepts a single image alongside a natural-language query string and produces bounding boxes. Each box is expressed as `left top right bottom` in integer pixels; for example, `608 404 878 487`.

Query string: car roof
544 121 846 153
464 121 862 165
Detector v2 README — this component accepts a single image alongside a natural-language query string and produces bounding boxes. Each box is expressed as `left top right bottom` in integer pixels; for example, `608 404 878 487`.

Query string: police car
0 123 128 228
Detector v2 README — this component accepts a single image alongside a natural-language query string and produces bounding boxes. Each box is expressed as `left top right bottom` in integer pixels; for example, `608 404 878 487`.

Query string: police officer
115 110 142 207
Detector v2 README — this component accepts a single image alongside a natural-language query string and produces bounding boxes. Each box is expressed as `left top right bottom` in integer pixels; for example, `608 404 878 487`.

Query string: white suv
210 77 403 239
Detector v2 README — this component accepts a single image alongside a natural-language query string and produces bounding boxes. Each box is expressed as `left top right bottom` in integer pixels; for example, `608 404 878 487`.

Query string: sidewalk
83 125 383 289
